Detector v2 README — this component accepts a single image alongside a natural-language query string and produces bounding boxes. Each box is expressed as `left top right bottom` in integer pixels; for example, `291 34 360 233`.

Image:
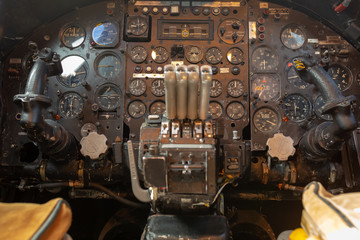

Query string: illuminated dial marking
251 75 280 101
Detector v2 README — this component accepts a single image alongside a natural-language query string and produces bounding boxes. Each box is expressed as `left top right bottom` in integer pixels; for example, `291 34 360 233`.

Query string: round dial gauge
130 46 147 63
282 94 310 122
61 25 85 48
126 16 148 36
23 53 36 73
151 47 169 64
92 22 118 46
218 18 245 44
286 58 310 89
128 100 146 118
209 101 223 119
149 101 165 115
356 72 360 86
185 46 203 64
58 55 87 87
150 79 165 97
281 25 306 50
251 47 279 72
226 47 244 65
327 64 352 91
210 79 223 97
251 75 280 101
227 79 244 98
129 79 146 96
80 123 97 137
205 47 222 65
314 96 333 121
226 101 245 120
253 108 279 133
58 92 84 119
96 83 122 111
95 53 121 79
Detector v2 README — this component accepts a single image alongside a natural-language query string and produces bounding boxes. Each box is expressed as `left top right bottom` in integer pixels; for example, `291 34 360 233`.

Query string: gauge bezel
185 45 204 64
127 100 147 119
95 83 122 111
150 79 165 97
129 78 147 96
94 52 122 79
253 107 280 133
282 94 312 122
209 101 224 119
327 64 353 91
58 92 84 119
57 55 88 88
251 74 281 101
313 95 333 121
130 46 148 64
251 46 279 72
280 24 307 50
91 21 119 48
226 47 244 65
151 46 169 64
210 79 223 98
226 101 246 120
226 79 245 98
205 47 223 65
217 18 246 45
149 100 166 115
60 24 86 49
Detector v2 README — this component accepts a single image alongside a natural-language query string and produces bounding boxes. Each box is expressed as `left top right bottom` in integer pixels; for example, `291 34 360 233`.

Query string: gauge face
128 100 146 118
23 54 36 73
356 72 360 86
185 46 203 64
227 48 244 65
251 75 280 101
281 25 306 50
96 84 121 111
251 47 279 72
314 96 333 121
210 79 223 97
58 92 84 119
80 123 97 137
150 79 165 97
92 22 118 46
209 101 223 119
149 101 165 115
253 108 279 133
327 64 352 91
282 94 310 122
205 47 222 65
96 54 121 78
126 16 148 36
286 58 310 89
129 79 146 96
226 101 245 120
130 46 147 63
58 56 87 87
61 25 85 48
151 47 169 64
218 18 245 44
227 79 244 98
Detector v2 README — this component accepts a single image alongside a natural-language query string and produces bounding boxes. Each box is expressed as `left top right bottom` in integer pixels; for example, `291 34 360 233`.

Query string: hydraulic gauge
218 18 245 44
226 79 245 98
286 58 310 89
95 53 121 79
282 94 310 122
314 96 333 121
58 92 84 119
327 64 352 91
92 22 119 47
80 123 97 137
58 55 87 87
205 47 222 65
356 72 360 86
151 47 169 64
209 101 223 119
210 79 223 97
251 46 279 72
253 108 279 133
96 83 122 111
149 101 165 115
226 48 244 65
129 79 146 96
226 101 245 120
281 25 306 50
126 16 148 36
128 100 146 118
130 46 147 63
185 46 203 64
251 75 280 101
150 79 165 97
61 25 85 48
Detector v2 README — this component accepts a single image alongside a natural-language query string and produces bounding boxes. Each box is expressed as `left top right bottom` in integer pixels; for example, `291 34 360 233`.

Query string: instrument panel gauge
61 25 85 48
251 75 280 101
226 101 245 120
128 100 146 119
96 83 122 111
149 101 165 115
151 47 169 64
251 46 279 72
129 79 146 96
282 94 310 122
92 22 118 46
281 25 306 50
226 47 244 65
327 64 352 91
210 79 223 97
314 96 333 121
209 101 223 119
286 58 310 89
226 79 244 98
205 47 222 65
58 92 84 119
185 46 203 64
80 123 97 137
253 108 279 133
58 55 87 88
130 46 147 64
126 16 148 36
150 79 165 97
95 53 121 79
218 18 245 44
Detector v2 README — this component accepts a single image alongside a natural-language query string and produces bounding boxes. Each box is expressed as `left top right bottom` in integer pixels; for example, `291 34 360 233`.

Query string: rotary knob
80 132 108 160
266 133 296 161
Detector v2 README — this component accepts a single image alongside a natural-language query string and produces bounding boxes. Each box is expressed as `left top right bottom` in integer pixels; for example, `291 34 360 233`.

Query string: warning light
287 62 293 67
54 114 61 120
282 116 288 122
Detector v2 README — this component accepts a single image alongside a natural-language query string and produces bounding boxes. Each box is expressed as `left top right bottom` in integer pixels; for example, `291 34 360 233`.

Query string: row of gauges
130 46 244 65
